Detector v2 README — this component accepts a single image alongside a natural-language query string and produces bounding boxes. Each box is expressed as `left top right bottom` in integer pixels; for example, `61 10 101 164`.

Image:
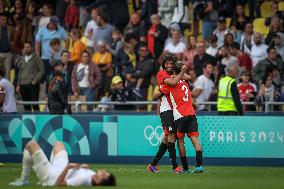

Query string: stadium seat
253 18 270 37
244 4 249 17
260 1 273 18
226 18 231 28
279 2 284 11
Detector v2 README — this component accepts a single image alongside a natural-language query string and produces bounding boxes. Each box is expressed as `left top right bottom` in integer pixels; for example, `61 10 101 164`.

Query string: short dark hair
24 41 33 46
202 62 213 69
60 49 69 56
124 32 137 43
160 53 177 70
139 42 148 49
0 68 4 77
50 38 60 46
81 50 90 57
97 6 109 22
267 46 276 54
95 173 116 186
231 42 240 50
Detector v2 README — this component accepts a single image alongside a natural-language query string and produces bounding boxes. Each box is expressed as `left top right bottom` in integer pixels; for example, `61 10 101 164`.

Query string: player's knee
25 141 38 149
53 141 66 153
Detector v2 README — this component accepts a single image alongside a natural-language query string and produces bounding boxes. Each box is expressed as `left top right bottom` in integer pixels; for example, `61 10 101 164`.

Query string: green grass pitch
1 164 284 189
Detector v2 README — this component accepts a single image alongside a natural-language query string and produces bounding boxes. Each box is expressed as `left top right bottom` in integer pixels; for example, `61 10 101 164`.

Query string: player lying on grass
159 61 204 173
147 54 191 173
9 141 115 186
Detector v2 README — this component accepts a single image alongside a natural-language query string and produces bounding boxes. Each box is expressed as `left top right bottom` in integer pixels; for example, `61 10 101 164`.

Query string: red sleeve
159 84 170 95
72 7 80 28
157 70 170 85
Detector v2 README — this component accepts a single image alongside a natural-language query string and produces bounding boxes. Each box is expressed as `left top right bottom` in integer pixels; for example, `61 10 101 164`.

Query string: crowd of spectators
0 0 283 113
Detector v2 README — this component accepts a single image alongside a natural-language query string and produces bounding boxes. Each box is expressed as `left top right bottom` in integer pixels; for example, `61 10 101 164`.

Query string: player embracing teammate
147 54 204 173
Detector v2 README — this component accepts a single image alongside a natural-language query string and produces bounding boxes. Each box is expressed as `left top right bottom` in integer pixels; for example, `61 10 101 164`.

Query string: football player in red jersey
160 61 204 173
147 54 188 173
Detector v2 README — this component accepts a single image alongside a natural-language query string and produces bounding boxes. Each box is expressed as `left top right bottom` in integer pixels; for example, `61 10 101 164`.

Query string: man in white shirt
164 30 187 56
251 32 268 67
0 68 17 114
84 8 99 56
9 141 115 187
191 62 214 111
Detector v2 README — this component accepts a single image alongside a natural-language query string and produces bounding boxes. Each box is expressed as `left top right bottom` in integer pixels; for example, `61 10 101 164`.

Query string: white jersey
66 168 95 186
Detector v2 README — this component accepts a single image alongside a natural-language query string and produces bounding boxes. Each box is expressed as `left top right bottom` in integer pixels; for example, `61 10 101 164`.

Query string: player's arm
55 163 80 186
191 88 203 98
164 65 187 86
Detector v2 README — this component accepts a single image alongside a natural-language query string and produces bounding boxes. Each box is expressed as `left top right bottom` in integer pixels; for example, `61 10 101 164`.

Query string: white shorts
32 149 69 186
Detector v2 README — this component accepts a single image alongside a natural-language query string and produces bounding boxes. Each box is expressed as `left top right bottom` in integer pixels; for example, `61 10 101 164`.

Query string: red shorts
175 115 199 139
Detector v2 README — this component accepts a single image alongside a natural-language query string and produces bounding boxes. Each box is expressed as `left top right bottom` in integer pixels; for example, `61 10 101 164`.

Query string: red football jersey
160 79 195 120
157 70 173 113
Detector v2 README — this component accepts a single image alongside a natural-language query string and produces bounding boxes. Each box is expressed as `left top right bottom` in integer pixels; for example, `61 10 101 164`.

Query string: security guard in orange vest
217 63 243 115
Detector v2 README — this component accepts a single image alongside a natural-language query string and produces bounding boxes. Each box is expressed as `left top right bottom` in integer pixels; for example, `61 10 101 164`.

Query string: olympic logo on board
144 125 164 146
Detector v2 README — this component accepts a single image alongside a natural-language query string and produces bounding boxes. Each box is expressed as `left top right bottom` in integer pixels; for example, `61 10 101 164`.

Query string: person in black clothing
110 75 136 111
48 71 68 115
193 41 217 77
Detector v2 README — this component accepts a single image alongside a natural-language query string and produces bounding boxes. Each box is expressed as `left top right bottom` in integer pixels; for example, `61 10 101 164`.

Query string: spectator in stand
238 70 256 111
48 70 68 115
0 68 17 114
230 4 250 32
13 14 27 54
273 32 284 61
253 47 284 85
9 0 24 26
26 1 38 22
93 7 113 51
123 12 143 41
126 43 154 103
92 40 112 98
240 22 254 55
0 13 14 79
265 1 284 28
163 30 187 57
206 34 218 57
114 33 139 76
158 0 175 28
71 51 101 108
110 75 136 111
37 3 53 30
183 35 198 71
251 32 268 67
193 41 217 77
197 0 218 40
89 0 129 33
263 64 282 91
35 16 69 82
224 32 237 47
107 28 123 59
164 23 186 47
230 43 253 74
70 28 87 64
16 41 44 112
265 16 284 46
213 16 230 48
84 8 98 56
140 0 158 31
191 62 215 111
60 50 74 97
219 45 238 76
49 38 62 63
65 0 79 32
55 0 69 26
147 14 168 59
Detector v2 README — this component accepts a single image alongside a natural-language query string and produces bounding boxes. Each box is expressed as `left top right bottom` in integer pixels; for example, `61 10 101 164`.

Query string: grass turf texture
1 164 284 189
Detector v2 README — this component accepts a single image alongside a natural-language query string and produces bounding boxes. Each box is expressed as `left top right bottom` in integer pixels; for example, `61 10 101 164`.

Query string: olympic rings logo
144 125 164 146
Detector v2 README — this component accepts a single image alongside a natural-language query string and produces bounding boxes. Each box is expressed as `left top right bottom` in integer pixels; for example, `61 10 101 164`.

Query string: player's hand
68 163 80 169
181 65 187 73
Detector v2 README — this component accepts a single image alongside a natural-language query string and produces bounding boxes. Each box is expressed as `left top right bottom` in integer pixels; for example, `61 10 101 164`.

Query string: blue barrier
0 114 283 166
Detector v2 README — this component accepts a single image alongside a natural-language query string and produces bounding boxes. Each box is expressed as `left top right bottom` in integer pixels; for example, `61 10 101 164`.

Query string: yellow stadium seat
279 2 284 11
260 1 273 18
226 18 231 28
253 18 270 37
244 4 249 17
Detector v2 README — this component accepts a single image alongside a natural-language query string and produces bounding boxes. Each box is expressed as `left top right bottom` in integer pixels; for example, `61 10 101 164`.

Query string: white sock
20 149 32 181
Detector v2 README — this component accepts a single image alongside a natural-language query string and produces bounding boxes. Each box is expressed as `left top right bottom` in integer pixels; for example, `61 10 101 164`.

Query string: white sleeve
194 77 204 90
84 22 91 37
66 174 88 186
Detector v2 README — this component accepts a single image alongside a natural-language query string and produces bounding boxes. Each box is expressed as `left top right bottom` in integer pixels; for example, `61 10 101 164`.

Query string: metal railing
16 100 284 113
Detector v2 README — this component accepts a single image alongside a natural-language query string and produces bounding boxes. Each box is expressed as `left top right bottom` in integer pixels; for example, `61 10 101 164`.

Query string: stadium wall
0 115 284 166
